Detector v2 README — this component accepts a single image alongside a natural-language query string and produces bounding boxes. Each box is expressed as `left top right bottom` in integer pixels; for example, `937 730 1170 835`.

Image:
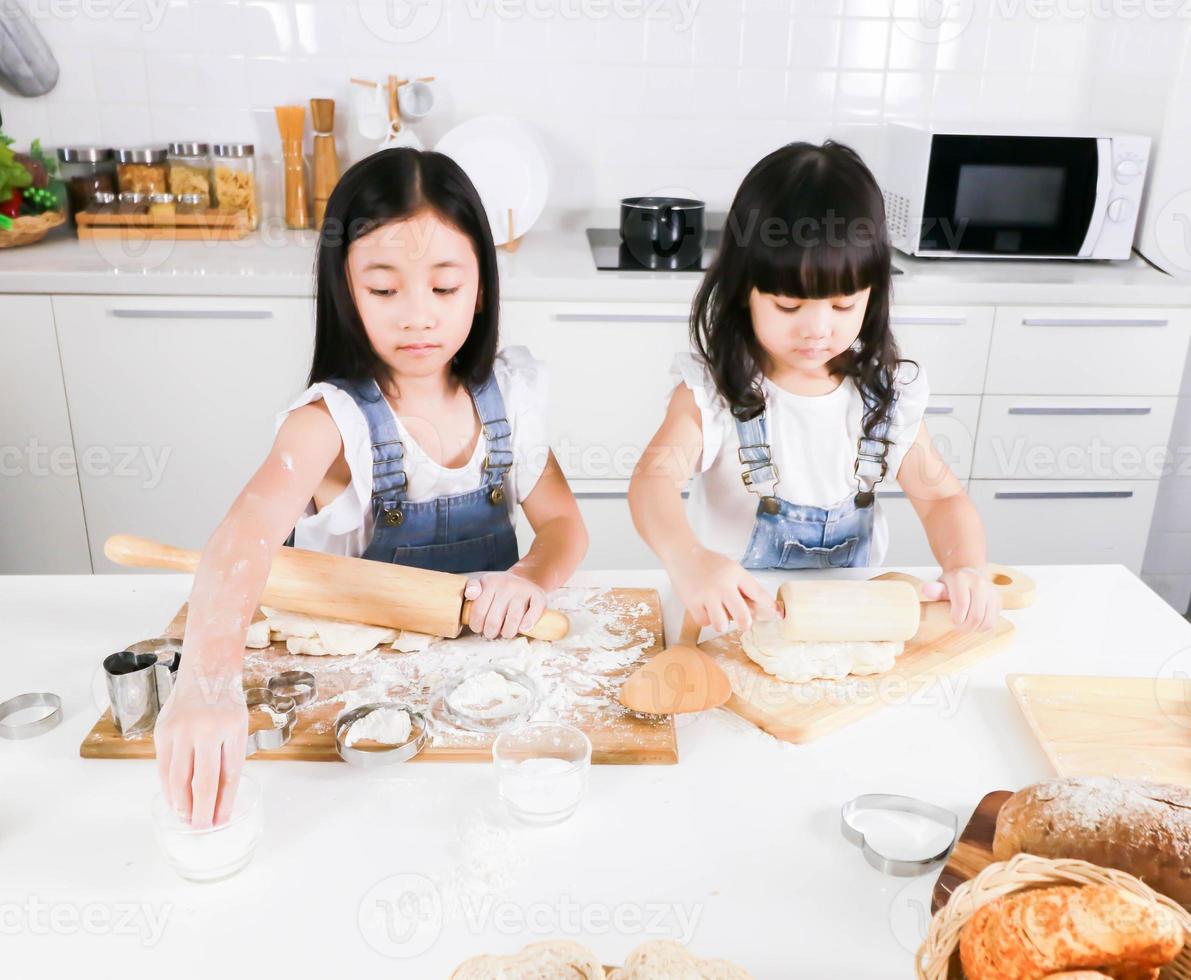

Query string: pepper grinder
310 98 339 228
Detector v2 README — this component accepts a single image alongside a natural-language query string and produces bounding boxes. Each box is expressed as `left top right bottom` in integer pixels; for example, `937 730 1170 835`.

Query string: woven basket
0 210 65 248
917 853 1191 980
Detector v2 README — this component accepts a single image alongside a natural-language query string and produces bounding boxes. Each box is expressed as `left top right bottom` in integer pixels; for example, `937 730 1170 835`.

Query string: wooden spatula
619 612 732 715
104 534 570 641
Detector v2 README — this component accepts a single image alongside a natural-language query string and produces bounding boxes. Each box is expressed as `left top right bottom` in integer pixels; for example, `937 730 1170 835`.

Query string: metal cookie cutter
103 639 182 738
267 670 316 707
433 664 538 734
334 702 427 768
840 793 958 877
0 692 63 740
244 688 296 756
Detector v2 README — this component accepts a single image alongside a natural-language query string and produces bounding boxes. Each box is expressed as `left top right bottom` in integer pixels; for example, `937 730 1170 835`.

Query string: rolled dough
260 606 398 656
739 618 903 683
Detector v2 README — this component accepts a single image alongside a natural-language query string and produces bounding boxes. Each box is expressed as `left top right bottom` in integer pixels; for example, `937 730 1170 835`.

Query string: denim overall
324 373 520 574
735 392 898 570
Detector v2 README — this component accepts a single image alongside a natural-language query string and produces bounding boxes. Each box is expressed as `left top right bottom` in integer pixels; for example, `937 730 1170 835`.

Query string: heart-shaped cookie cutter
840 793 958 877
267 670 316 707
244 687 296 756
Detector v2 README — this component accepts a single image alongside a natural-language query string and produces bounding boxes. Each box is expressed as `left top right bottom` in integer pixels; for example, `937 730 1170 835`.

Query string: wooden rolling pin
774 564 1034 642
104 534 570 641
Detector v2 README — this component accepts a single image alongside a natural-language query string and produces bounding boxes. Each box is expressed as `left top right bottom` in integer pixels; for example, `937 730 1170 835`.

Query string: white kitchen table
1 565 1187 979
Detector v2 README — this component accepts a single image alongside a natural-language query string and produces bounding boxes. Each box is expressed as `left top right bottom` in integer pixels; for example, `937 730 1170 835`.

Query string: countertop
2 564 1187 978
2 213 1188 305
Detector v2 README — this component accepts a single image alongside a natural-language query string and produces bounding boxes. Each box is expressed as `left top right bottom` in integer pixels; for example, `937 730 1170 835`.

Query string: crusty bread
959 884 1185 980
1045 970 1159 980
614 940 752 979
992 778 1191 905
449 940 605 979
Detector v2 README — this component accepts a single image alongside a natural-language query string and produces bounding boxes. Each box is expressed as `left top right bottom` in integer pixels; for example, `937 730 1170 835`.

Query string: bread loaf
449 939 605 979
959 884 1184 980
608 940 752 979
992 778 1191 905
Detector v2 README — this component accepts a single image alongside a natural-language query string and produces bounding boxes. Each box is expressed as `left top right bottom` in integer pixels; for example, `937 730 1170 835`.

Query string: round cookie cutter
334 702 427 767
267 670 316 707
840 793 958 877
0 692 63 740
432 664 538 734
244 687 296 755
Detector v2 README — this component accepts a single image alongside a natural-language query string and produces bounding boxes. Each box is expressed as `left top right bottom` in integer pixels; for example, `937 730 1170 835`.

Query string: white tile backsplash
4 0 1186 208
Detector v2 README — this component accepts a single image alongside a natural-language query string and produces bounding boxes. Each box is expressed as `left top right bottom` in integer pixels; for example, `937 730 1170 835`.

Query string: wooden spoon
619 612 732 715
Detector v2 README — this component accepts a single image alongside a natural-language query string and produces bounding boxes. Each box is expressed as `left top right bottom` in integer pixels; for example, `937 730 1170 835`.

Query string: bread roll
449 940 605 979
993 778 1191 905
614 940 752 979
958 884 1184 980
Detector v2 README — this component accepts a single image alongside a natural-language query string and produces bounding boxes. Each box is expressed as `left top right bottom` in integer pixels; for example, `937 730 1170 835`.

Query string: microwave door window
920 135 1099 255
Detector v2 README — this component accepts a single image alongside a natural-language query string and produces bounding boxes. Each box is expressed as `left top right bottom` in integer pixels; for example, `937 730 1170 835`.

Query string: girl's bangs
746 219 886 300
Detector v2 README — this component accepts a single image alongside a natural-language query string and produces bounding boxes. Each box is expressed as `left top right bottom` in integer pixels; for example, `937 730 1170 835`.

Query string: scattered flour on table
344 706 412 747
446 670 531 720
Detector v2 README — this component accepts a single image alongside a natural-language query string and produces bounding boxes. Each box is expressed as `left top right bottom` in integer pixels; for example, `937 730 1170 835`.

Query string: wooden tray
932 790 1012 913
699 595 1015 744
1009 674 1191 787
76 208 250 241
81 587 678 765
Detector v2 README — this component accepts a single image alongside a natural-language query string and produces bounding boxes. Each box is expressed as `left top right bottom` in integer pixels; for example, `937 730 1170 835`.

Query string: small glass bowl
152 774 263 882
492 722 591 826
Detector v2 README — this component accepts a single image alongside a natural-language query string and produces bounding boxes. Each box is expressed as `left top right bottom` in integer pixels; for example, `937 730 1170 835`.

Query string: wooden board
699 601 1015 743
81 588 677 765
76 208 250 241
931 790 1012 913
1008 674 1191 786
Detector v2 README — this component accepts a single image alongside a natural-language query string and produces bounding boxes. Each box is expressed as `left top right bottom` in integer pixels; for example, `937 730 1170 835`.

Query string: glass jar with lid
211 143 259 230
167 142 212 207
58 147 116 217
115 147 169 196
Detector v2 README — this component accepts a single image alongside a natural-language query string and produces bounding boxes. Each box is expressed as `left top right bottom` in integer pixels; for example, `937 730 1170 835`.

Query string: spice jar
58 147 116 217
115 147 169 195
176 193 206 216
117 192 147 215
167 142 212 206
211 143 259 230
91 191 117 214
148 193 176 219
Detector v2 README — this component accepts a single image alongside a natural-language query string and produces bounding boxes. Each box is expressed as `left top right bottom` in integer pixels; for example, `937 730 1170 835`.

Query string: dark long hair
309 147 500 389
691 140 912 439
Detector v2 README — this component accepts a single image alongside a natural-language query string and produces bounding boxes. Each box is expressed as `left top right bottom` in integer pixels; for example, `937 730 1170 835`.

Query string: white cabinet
973 396 1177 480
0 296 91 573
515 482 658 571
985 306 1191 395
878 491 936 567
52 295 315 572
890 306 994 393
501 301 690 481
920 395 980 482
969 480 1159 569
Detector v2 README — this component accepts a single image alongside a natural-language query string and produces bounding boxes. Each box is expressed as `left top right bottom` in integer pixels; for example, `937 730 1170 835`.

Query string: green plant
0 133 34 202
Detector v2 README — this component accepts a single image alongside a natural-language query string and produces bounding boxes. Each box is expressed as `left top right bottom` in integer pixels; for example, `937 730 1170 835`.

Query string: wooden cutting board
698 596 1015 743
931 789 1012 913
80 588 678 765
1008 674 1191 786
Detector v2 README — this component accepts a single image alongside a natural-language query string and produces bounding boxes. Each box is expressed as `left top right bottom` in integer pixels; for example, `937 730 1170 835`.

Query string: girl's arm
155 402 343 828
896 420 1000 632
465 451 588 638
628 385 777 632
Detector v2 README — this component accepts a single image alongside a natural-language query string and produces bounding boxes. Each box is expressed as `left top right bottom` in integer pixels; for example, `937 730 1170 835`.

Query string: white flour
498 757 585 819
447 670 531 720
344 706 412 747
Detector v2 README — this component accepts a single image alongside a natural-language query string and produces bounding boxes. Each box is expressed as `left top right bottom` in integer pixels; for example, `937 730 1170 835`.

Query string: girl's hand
154 673 248 829
464 571 549 639
669 547 779 634
921 567 1001 633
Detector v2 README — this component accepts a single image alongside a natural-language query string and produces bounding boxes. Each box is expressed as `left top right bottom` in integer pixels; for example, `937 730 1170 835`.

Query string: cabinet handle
890 315 968 326
1007 407 1152 416
552 312 689 323
925 406 954 415
994 490 1134 500
1021 317 1168 328
108 309 274 320
573 488 688 499
878 491 908 498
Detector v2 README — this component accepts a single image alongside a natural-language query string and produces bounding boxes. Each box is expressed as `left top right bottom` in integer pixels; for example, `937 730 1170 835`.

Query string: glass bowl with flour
492 722 591 826
152 774 263 882
436 664 538 734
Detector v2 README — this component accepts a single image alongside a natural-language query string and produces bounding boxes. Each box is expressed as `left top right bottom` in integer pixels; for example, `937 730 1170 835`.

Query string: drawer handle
891 316 968 326
552 313 689 323
1007 407 1153 416
925 406 954 415
994 490 1134 500
1021 317 1168 328
573 489 689 499
878 491 908 498
109 309 274 320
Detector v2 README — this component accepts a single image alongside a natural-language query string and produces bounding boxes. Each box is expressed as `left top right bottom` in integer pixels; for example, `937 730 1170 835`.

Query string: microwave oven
881 123 1151 260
